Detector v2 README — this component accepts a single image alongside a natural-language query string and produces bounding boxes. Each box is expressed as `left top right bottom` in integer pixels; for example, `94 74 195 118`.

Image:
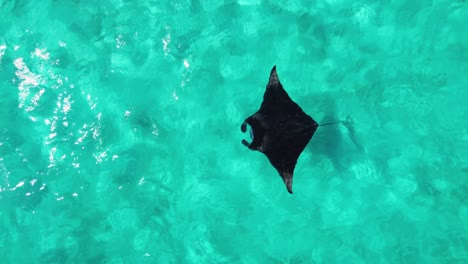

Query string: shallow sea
0 0 467 263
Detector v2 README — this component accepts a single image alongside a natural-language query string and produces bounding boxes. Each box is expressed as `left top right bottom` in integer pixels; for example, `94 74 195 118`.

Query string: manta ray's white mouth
241 121 254 146
244 124 254 144
249 124 254 140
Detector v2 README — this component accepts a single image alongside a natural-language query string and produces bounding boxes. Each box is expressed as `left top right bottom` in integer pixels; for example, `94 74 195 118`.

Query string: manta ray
241 66 318 194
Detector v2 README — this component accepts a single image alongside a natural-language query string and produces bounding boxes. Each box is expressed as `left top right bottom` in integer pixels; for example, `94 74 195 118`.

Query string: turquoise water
1 0 467 263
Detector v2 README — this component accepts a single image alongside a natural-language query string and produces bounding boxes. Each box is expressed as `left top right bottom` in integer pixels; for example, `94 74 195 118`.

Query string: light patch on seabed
62 94 72 114
13 58 42 109
32 47 50 61
353 4 375 27
237 0 261 6
171 91 179 101
180 57 192 88
162 31 171 56
0 175 44 195
93 150 109 164
115 34 127 49
30 88 45 112
350 160 378 182
325 0 345 5
0 45 6 63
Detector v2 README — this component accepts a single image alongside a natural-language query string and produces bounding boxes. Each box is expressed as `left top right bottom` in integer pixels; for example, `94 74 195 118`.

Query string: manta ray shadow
304 95 365 172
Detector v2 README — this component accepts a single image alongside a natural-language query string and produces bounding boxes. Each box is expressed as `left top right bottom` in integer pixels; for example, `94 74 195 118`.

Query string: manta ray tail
318 119 354 127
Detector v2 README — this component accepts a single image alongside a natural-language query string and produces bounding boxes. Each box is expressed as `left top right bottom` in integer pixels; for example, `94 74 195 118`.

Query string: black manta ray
241 66 318 194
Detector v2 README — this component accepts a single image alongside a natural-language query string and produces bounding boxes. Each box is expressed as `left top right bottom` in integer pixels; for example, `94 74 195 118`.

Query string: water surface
0 0 467 263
